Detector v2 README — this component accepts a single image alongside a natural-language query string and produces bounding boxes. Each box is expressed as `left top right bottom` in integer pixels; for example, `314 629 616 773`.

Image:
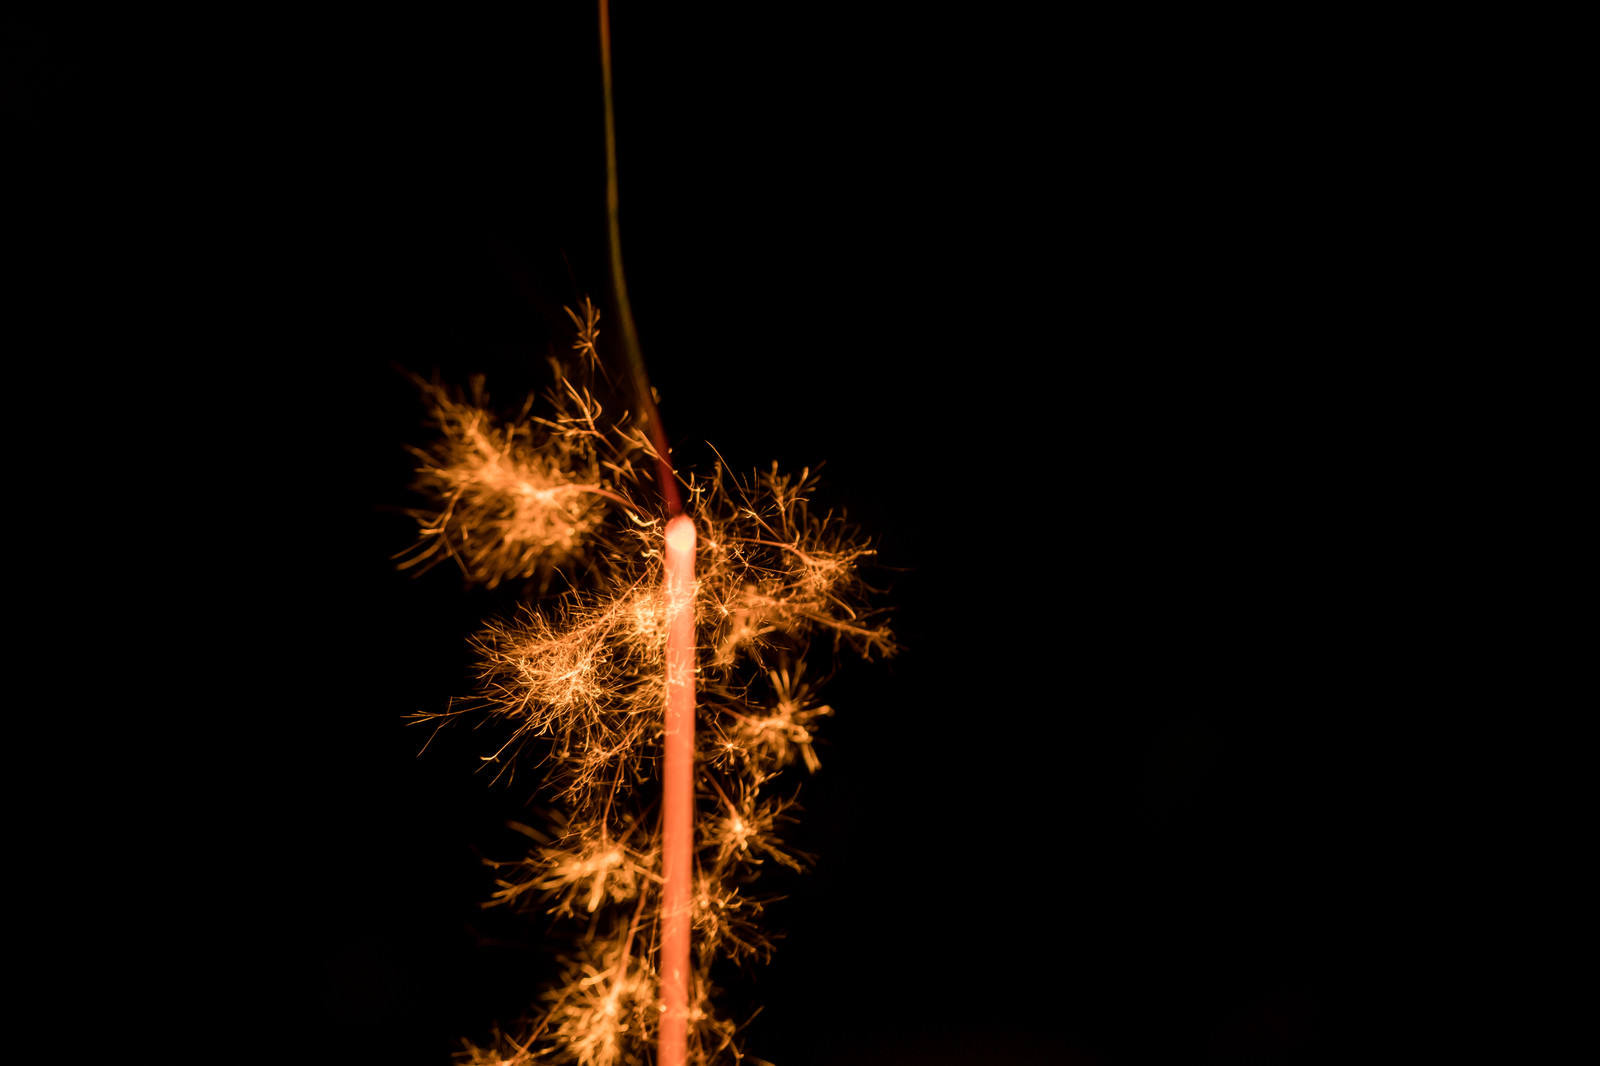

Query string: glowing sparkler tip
665 514 696 555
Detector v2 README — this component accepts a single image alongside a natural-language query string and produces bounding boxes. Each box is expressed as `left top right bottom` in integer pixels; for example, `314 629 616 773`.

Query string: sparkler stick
599 4 694 1061
660 514 696 1066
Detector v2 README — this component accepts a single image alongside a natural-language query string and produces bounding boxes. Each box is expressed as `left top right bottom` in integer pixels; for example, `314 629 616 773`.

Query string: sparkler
402 6 892 1062
405 337 893 1065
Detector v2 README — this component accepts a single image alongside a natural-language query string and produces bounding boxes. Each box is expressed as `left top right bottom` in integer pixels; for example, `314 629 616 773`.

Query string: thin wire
599 0 683 518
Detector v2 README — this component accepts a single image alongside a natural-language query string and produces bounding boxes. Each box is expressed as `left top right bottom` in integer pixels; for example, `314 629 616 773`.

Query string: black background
10 8 1413 1064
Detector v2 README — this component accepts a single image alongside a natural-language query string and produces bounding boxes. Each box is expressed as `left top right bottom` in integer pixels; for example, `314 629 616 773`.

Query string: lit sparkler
405 7 891 1061
405 322 893 1065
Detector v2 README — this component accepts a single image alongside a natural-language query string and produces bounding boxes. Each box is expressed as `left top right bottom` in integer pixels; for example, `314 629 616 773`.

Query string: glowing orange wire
660 514 696 1066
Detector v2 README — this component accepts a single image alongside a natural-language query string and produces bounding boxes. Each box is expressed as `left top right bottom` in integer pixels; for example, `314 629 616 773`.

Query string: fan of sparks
401 300 895 1066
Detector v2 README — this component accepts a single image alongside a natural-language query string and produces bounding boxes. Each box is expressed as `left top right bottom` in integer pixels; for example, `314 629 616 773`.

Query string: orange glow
665 513 696 555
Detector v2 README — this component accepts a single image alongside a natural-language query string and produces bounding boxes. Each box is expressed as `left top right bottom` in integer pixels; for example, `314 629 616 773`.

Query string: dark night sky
11 9 1413 1065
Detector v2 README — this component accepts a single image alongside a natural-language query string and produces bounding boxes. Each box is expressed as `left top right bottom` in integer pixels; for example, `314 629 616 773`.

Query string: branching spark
398 372 643 589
